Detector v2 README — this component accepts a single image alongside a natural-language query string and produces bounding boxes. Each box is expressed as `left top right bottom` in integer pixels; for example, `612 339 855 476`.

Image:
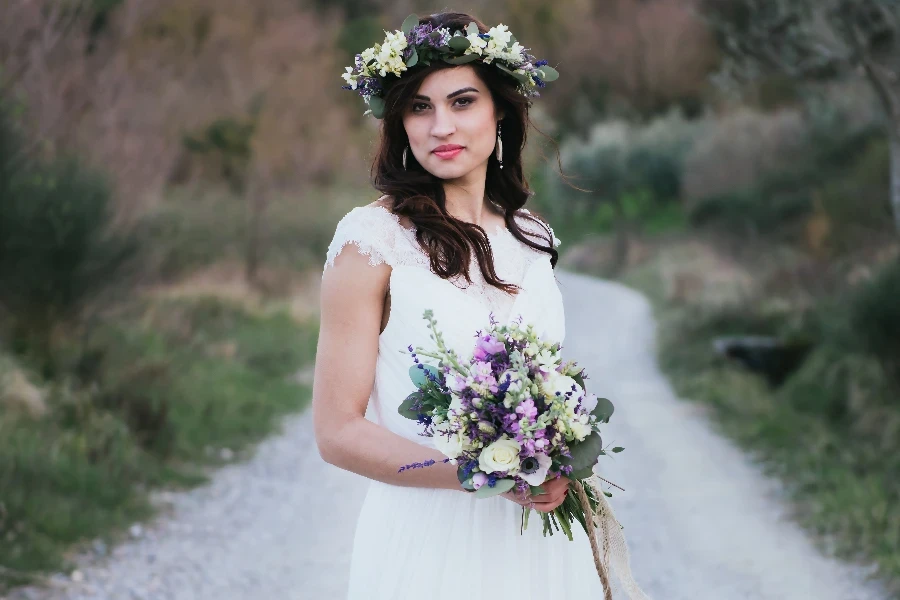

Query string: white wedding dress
323 203 647 600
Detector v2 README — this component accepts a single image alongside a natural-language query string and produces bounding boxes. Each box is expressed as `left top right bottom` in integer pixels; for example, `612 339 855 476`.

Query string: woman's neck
443 176 503 229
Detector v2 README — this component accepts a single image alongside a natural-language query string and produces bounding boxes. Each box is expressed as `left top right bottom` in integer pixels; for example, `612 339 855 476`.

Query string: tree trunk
891 129 900 234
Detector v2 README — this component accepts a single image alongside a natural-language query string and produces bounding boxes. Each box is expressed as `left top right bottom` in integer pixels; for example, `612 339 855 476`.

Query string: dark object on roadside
712 335 813 388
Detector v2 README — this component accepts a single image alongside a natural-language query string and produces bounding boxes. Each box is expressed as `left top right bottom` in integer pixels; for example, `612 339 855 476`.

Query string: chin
423 156 486 181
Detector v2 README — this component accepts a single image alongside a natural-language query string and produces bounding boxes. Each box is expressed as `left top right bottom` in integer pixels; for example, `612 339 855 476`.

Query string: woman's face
401 65 501 183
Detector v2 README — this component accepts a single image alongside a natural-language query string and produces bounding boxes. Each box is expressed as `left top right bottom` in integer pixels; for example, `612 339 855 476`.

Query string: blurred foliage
849 259 900 386
0 296 317 590
0 104 138 363
182 116 257 194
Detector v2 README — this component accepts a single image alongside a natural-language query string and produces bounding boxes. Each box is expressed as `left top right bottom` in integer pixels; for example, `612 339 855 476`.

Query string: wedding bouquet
397 309 622 541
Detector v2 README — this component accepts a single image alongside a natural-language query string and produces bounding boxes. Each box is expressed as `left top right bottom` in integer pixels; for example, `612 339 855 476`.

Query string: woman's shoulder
323 197 416 272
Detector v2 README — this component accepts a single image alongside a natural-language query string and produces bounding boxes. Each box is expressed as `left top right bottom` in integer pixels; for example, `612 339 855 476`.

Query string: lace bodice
323 204 561 324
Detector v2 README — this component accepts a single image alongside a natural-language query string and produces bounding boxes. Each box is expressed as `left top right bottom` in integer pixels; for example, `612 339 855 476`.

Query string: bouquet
396 309 627 595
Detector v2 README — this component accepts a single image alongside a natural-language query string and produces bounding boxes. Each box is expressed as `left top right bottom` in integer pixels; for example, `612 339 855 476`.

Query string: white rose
478 436 521 474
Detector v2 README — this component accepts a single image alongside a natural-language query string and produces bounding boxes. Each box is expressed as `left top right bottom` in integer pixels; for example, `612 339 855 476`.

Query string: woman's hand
500 476 571 513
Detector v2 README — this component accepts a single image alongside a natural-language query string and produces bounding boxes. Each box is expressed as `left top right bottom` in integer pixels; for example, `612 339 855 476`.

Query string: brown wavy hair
370 12 559 296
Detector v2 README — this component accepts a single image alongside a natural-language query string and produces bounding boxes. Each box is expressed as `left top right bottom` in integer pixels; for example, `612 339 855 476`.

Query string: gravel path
8 271 890 600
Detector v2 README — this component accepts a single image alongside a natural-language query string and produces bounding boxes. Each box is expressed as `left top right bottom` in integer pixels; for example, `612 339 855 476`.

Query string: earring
496 121 503 170
402 146 409 170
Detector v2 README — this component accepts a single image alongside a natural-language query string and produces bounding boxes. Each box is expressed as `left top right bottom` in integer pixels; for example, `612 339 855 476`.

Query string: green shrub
0 155 138 358
850 260 900 386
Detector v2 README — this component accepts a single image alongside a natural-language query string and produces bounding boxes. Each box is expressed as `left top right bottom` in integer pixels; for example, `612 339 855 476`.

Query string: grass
0 295 319 592
617 251 900 595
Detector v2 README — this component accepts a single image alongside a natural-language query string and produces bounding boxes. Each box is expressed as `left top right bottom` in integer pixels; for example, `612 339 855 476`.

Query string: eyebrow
413 87 480 102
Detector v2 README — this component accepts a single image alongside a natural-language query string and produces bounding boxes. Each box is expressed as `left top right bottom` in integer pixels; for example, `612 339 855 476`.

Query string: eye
454 97 475 107
411 102 430 113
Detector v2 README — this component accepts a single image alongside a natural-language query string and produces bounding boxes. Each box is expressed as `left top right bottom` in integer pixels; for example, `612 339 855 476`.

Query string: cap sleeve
518 208 561 249
323 206 399 273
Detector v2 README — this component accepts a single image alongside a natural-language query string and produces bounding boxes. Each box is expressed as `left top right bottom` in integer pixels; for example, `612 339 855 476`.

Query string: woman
314 11 646 599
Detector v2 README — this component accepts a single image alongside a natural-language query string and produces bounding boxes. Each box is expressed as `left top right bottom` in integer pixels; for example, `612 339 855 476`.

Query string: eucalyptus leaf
443 54 479 65
559 432 603 471
368 96 385 119
409 363 439 388
466 21 479 37
495 63 530 85
572 371 586 391
592 397 615 423
461 478 475 491
457 464 472 485
612 447 624 453
401 14 419 35
568 465 596 480
448 36 470 51
536 65 559 82
397 390 424 420
529 485 547 495
406 47 418 67
474 478 515 498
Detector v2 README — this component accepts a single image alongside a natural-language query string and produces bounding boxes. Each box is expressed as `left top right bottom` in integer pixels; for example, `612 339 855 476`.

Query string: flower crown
341 14 559 119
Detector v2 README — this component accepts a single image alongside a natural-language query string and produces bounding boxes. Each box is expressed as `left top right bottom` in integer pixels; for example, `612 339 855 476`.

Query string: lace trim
322 204 557 322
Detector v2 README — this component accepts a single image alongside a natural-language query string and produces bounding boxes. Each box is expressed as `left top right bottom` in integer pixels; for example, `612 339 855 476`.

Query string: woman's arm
312 242 464 492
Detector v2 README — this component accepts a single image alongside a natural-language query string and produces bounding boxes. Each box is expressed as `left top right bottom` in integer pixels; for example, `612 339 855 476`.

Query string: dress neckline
366 204 513 240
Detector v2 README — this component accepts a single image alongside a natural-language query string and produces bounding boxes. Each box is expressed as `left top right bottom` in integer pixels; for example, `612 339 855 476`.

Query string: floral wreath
341 14 559 119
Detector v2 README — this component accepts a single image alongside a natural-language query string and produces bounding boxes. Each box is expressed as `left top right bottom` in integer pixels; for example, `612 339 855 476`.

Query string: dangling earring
496 121 503 169
402 146 409 170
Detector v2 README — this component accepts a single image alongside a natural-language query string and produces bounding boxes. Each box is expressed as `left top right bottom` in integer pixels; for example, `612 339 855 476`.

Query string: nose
429 104 456 138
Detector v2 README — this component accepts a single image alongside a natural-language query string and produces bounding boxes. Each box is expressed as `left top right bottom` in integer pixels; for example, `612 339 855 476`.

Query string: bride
314 11 647 599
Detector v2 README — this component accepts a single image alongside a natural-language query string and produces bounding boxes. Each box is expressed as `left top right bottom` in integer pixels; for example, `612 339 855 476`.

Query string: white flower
545 374 583 402
433 423 466 459
535 348 559 369
581 392 599 415
570 418 592 442
487 24 512 47
341 67 358 89
478 436 521 474
464 31 487 56
519 452 552 486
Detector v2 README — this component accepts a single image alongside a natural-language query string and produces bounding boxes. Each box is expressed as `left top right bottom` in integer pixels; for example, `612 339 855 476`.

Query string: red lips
433 144 464 159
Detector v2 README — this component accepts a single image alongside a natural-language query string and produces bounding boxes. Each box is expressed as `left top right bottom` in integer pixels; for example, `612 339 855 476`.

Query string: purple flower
472 471 488 490
515 398 537 420
473 334 506 361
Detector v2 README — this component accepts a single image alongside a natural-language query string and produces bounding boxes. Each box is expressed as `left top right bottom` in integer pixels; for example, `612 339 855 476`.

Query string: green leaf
466 21 479 37
401 14 419 35
536 65 559 82
443 54 479 65
406 47 418 67
474 478 516 498
592 397 615 423
457 464 473 485
568 465 595 480
604 491 613 498
368 96 385 119
559 432 603 471
409 363 439 388
397 390 424 420
496 63 530 84
529 485 547 495
612 447 624 453
448 36 470 51
572 370 586 391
